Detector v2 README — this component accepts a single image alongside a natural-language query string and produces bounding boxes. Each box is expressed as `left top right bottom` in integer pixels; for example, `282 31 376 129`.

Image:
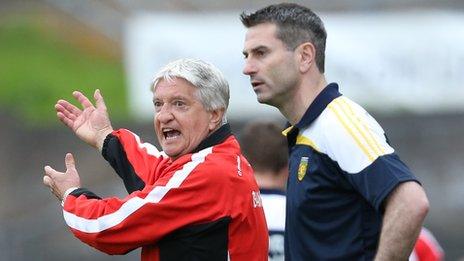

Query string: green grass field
0 13 128 126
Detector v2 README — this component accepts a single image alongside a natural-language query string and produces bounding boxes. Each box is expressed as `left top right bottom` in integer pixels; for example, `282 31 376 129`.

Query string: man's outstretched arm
56 89 164 188
55 89 113 151
375 181 429 261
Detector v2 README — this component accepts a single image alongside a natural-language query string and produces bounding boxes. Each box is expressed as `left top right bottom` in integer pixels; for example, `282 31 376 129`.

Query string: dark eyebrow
243 45 269 57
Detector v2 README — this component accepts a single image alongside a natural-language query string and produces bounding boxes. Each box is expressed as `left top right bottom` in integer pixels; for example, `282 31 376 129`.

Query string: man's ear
209 108 225 131
296 42 316 73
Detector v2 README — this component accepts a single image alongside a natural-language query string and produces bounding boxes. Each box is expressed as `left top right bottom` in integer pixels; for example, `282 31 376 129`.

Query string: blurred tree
0 12 128 126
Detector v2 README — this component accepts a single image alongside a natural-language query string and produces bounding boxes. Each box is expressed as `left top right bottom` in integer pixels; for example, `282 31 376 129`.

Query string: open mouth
251 81 263 88
162 128 181 140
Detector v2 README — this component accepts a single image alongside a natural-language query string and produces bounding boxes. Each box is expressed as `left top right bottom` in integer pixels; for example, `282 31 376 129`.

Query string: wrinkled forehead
153 77 193 91
152 77 199 99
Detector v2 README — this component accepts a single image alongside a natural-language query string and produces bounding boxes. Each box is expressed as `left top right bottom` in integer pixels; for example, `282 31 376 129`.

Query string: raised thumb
65 153 76 171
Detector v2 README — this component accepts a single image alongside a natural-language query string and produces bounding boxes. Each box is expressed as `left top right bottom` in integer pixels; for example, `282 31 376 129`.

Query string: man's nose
243 59 257 76
156 105 174 123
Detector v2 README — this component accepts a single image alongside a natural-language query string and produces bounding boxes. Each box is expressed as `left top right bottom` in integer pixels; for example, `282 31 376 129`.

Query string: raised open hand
43 153 81 202
55 89 113 150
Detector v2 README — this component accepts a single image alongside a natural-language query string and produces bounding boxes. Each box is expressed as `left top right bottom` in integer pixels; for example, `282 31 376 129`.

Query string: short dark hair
240 3 327 73
239 121 288 174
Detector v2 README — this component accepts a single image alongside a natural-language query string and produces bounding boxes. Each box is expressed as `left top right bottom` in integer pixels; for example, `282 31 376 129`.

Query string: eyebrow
152 94 189 102
242 45 268 56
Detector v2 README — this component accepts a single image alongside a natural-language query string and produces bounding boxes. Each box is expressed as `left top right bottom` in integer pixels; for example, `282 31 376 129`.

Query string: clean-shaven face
242 23 300 108
153 78 215 159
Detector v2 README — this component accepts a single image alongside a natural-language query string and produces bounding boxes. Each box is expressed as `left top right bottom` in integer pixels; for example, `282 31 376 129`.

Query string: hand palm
74 106 110 146
56 90 113 149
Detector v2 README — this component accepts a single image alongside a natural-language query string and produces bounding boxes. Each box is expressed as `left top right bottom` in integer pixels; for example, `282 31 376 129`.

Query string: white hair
152 58 230 124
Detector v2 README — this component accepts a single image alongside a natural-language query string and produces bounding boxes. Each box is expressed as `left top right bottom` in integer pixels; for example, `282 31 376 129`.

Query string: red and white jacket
62 124 268 260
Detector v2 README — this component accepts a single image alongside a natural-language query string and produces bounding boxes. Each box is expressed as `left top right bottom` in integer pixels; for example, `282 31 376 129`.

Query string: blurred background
0 0 463 260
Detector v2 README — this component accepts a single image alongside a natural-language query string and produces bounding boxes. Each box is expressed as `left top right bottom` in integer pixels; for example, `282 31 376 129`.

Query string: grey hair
152 58 230 124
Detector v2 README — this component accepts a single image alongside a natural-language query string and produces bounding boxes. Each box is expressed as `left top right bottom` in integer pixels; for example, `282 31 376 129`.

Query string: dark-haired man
241 3 429 260
240 121 288 261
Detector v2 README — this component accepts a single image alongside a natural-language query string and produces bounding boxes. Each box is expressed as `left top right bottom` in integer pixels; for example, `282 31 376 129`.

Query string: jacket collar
192 123 232 153
295 82 342 129
284 83 341 146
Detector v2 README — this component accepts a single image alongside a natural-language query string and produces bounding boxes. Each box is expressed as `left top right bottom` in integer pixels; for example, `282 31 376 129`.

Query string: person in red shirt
410 227 444 261
43 58 268 261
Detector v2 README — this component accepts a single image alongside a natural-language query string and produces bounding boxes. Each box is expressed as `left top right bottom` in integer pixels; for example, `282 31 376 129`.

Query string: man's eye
153 101 162 110
174 101 185 107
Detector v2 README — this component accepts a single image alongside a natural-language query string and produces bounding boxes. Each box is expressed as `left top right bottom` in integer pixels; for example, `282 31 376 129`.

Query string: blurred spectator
410 227 444 261
240 121 288 261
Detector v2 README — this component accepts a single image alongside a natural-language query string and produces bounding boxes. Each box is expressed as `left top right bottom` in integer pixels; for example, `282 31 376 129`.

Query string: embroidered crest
297 157 309 181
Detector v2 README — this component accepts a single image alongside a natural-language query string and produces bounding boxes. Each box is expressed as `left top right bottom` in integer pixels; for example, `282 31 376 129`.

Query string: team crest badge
297 157 309 181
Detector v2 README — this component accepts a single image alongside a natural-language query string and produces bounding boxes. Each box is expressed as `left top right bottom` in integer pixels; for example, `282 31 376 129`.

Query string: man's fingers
55 104 77 121
65 153 76 171
44 165 58 178
73 91 93 109
56 99 82 116
94 89 108 111
55 103 77 121
43 175 52 187
56 112 74 128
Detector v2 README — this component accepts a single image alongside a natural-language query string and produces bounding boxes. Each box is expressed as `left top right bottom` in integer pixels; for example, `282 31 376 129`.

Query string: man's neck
280 75 327 126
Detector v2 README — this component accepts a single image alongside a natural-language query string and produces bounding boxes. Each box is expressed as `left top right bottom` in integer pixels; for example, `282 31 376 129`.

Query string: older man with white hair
43 59 268 261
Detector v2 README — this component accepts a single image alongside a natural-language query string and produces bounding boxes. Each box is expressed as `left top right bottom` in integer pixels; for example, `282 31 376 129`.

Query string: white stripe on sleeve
126 129 167 158
63 147 212 233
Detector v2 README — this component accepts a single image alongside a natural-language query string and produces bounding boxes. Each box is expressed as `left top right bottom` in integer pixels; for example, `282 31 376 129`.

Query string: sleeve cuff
61 187 79 207
101 133 116 159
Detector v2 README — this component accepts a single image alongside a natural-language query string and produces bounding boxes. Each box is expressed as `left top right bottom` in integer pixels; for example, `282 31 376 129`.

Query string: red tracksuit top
62 124 269 260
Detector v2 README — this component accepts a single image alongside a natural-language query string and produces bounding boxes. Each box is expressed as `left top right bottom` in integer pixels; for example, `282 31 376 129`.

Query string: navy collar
295 83 341 129
192 123 232 153
284 83 341 146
